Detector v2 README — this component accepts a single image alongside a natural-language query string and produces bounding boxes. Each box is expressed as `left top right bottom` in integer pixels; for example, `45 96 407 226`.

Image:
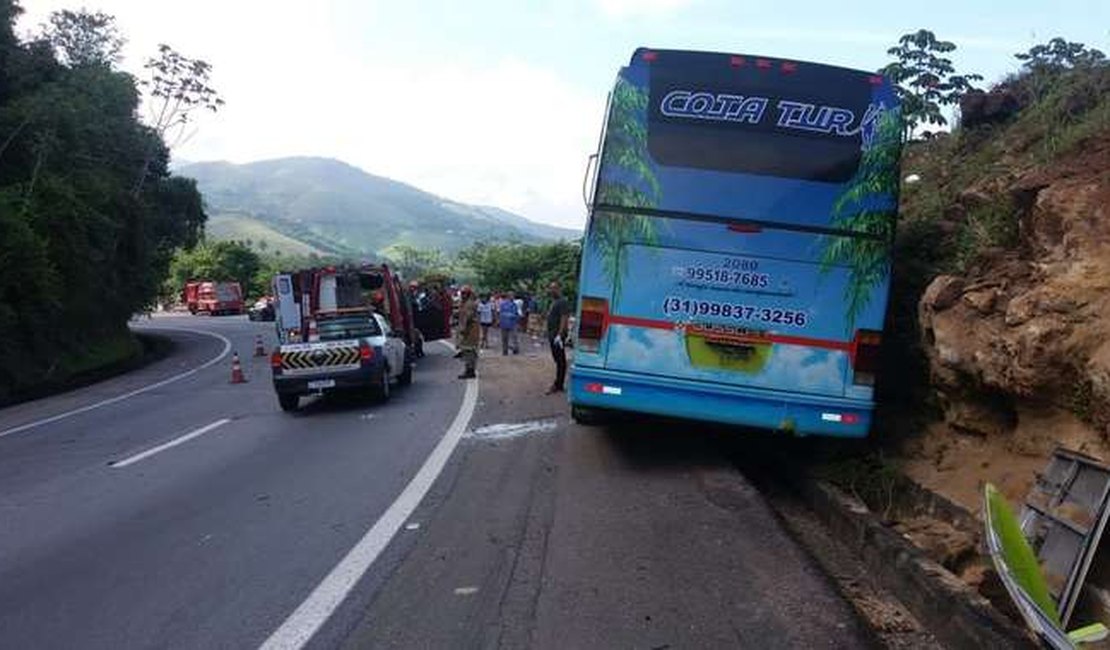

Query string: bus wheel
571 405 604 427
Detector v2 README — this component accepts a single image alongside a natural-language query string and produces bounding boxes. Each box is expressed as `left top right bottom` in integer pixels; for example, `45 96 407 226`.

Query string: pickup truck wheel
374 366 391 402
398 358 413 387
278 393 299 412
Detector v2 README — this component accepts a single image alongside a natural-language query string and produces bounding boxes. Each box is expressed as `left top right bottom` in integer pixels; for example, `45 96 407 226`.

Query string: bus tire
571 405 604 426
278 393 299 412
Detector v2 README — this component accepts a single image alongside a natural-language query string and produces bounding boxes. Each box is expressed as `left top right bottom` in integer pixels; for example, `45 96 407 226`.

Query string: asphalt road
0 315 874 649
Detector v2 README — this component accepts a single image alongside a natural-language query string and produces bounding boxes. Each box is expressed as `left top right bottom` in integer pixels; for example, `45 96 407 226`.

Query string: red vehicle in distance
183 281 244 316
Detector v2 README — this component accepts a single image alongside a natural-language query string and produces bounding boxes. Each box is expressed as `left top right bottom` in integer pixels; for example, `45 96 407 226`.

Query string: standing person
477 293 494 349
499 290 520 355
456 286 480 379
545 281 571 394
514 294 526 334
527 294 541 337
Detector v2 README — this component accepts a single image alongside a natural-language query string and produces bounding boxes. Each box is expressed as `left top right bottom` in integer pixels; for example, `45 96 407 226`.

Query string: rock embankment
919 136 1110 444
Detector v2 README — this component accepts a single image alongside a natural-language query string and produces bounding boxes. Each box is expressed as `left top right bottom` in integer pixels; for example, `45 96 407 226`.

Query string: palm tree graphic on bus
820 107 903 332
593 77 661 301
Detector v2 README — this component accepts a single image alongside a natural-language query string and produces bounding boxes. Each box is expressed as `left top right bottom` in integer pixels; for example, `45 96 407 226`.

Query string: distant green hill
204 212 330 257
178 157 581 256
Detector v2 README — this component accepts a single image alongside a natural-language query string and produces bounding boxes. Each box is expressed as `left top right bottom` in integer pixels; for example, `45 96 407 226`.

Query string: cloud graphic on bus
606 326 846 394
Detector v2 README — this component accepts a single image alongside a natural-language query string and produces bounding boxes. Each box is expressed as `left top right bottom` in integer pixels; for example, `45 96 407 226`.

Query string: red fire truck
183 281 244 316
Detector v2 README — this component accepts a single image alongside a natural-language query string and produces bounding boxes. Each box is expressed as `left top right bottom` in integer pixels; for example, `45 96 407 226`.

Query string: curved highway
0 314 468 649
0 314 874 649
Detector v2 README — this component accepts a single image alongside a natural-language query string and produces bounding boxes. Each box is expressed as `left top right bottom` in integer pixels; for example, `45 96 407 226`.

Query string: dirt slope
891 66 1110 509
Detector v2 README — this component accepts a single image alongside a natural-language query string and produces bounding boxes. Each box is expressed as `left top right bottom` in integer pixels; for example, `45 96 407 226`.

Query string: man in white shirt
477 294 494 348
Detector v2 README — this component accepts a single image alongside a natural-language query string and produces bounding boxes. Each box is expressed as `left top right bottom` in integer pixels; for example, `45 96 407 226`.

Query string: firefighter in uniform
457 286 480 379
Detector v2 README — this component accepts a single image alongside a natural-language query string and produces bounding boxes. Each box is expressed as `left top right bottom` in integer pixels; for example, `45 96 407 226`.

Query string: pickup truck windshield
317 315 381 341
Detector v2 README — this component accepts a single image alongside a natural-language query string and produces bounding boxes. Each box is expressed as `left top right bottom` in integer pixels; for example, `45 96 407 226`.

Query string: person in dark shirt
545 281 571 394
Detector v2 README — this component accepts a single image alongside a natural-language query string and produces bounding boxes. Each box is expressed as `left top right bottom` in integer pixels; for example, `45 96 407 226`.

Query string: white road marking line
453 586 479 596
260 377 480 650
0 327 233 440
109 418 231 468
404 522 420 531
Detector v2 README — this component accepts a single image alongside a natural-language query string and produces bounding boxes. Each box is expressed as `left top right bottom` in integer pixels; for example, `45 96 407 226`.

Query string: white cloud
595 0 696 18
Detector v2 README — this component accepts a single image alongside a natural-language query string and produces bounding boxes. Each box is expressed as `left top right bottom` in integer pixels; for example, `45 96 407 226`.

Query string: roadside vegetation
0 1 221 403
881 35 1109 420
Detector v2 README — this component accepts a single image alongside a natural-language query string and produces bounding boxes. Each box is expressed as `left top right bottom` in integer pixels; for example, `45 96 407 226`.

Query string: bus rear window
646 59 873 182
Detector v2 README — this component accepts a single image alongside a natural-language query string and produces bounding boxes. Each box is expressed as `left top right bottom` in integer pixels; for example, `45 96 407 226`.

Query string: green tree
1016 38 1107 73
42 9 124 67
459 241 580 300
0 1 210 401
387 244 450 279
881 29 982 138
168 241 262 298
135 43 223 194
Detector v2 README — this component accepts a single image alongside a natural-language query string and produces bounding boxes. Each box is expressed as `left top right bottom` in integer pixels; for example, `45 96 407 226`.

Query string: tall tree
134 44 223 194
0 2 210 401
881 30 982 138
42 9 124 67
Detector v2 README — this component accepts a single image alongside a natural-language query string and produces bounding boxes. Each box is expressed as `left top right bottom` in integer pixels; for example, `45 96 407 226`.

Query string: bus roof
627 47 891 86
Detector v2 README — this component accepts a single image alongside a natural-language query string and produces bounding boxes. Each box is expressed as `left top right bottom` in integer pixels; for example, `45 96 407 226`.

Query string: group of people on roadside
455 282 571 395
474 291 534 355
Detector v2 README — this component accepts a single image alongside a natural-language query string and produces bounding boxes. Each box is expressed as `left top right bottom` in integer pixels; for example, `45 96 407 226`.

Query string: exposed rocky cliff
888 65 1110 502
919 138 1110 440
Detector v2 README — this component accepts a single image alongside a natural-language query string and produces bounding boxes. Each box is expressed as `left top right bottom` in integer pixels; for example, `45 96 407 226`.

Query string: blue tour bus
569 48 902 437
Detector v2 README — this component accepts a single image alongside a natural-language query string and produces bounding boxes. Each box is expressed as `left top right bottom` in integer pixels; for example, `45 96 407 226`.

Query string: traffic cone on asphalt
230 352 247 384
254 335 265 357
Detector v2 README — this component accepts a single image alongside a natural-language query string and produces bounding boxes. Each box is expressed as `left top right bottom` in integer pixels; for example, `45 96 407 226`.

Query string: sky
17 0 1110 229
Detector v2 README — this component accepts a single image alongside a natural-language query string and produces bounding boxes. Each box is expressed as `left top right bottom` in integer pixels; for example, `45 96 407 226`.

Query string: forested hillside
0 2 209 402
179 157 580 255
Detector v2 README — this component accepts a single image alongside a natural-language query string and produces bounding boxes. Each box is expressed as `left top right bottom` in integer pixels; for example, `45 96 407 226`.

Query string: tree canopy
167 241 262 299
881 29 982 137
0 1 214 401
1016 38 1107 73
459 240 580 299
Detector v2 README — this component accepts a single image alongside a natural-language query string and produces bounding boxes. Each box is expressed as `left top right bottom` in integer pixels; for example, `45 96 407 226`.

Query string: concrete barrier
795 478 1037 649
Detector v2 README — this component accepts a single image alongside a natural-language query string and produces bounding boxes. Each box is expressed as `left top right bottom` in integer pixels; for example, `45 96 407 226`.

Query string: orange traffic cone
254 335 266 357
230 352 247 384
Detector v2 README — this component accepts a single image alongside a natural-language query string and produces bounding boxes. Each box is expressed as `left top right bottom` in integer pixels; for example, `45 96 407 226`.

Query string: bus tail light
851 330 882 386
270 350 283 370
577 297 610 353
822 412 860 425
359 342 374 363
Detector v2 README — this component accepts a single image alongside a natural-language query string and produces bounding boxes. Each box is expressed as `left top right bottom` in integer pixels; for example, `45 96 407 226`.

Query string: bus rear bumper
568 366 872 438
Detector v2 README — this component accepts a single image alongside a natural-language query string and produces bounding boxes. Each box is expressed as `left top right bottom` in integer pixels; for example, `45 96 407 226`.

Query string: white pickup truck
269 309 411 412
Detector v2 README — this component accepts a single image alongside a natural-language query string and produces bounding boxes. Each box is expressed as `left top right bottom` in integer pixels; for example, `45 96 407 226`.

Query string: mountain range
176 157 581 257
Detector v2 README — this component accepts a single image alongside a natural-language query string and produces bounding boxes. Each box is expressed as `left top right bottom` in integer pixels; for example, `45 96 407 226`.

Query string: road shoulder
341 351 874 649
